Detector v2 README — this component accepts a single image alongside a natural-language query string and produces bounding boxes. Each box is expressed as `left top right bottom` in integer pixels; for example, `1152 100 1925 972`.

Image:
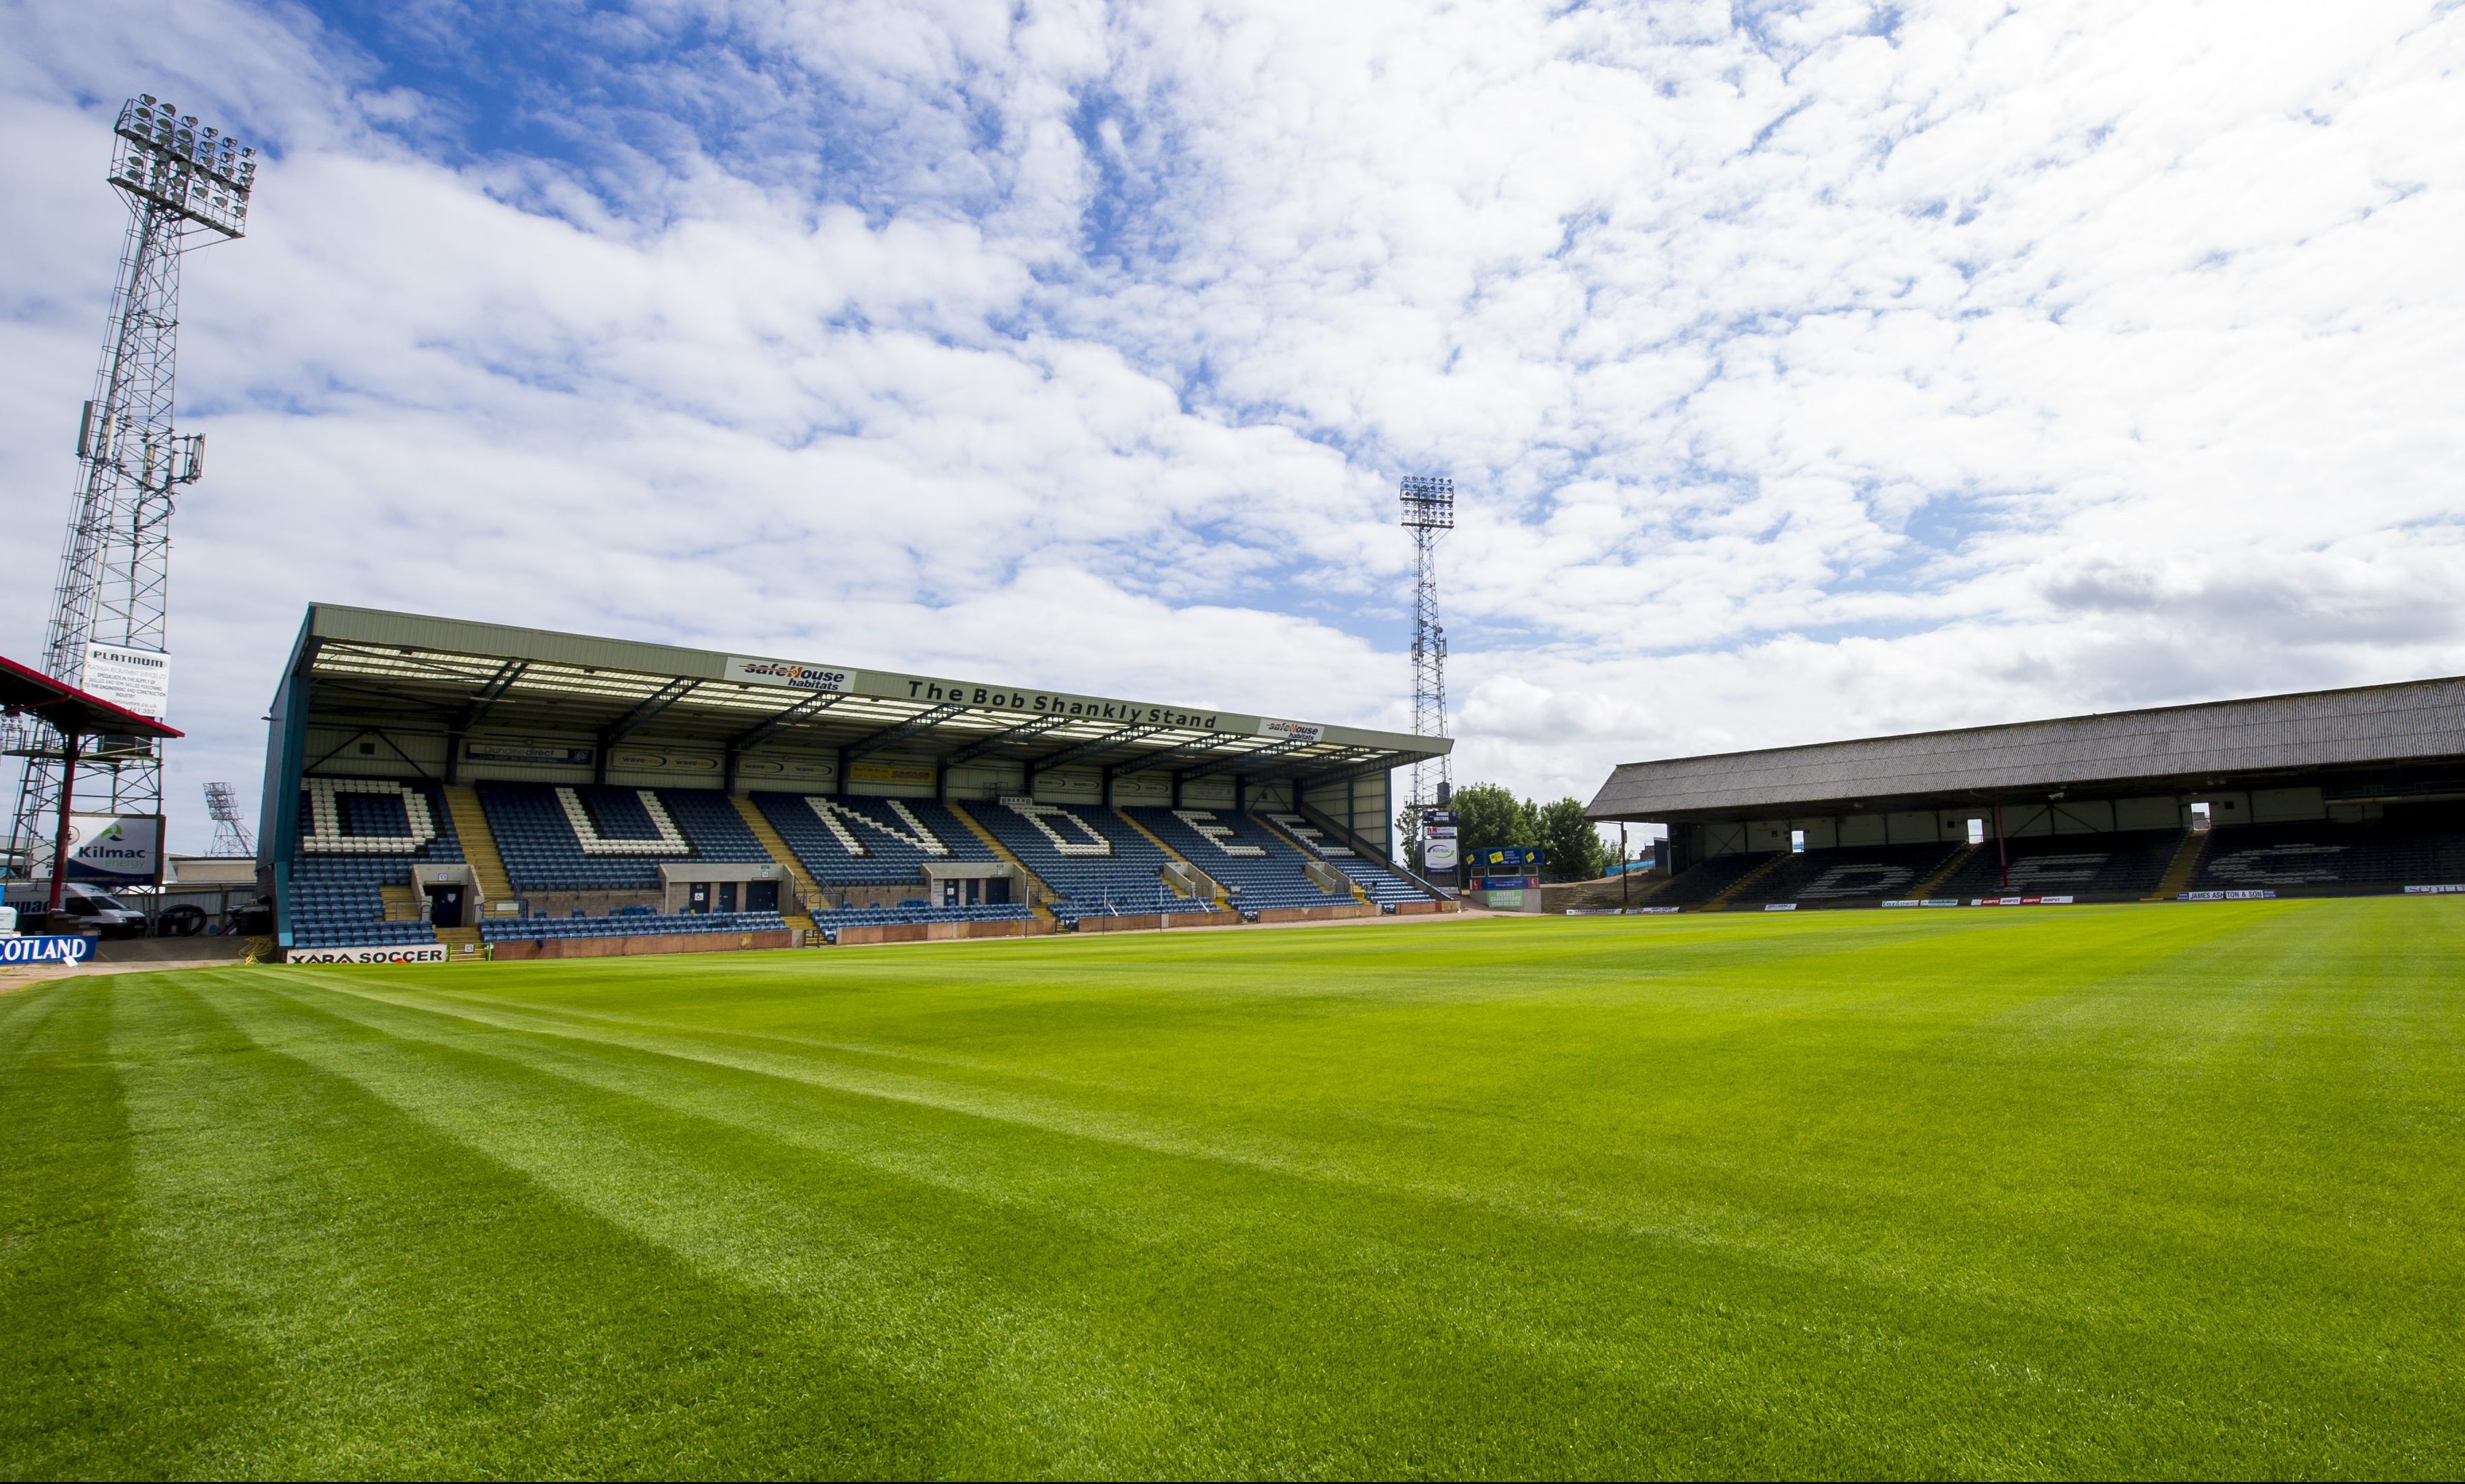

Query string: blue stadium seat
1125 807 1356 910
752 793 998 886
1258 813 1433 906
477 784 770 893
286 776 462 949
958 800 1215 925
480 910 790 943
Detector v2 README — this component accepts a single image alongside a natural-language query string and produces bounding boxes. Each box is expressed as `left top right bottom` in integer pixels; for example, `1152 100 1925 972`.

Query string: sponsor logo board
1883 899 1963 908
1764 902 1798 911
0 935 99 965
2178 890 2276 901
1423 824 1459 873
726 657 855 694
82 642 170 718
1258 718 1324 745
465 742 594 767
1478 875 1538 890
1970 896 2077 907
45 813 164 884
2404 884 2465 895
848 761 935 787
286 945 450 965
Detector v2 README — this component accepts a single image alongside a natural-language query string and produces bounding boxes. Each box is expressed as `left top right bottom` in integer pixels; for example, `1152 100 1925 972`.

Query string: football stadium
7 54 2465 1484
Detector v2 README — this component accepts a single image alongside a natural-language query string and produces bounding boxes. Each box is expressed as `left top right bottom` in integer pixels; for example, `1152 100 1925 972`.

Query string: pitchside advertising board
287 945 449 965
0 935 100 965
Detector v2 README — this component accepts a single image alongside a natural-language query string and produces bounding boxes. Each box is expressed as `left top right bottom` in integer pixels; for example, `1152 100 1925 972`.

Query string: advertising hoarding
33 814 167 885
81 642 170 719
1423 809 1459 873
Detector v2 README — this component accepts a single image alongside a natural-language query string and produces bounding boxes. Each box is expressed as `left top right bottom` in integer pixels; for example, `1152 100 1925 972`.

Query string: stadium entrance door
425 883 467 928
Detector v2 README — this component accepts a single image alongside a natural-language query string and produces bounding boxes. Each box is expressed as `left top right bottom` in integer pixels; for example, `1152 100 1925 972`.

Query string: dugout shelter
261 604 1451 960
1587 675 2465 910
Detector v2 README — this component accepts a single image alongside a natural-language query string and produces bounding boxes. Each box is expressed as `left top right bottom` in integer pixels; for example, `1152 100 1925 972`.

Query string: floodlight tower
1399 475 1454 816
203 782 254 856
5 96 256 880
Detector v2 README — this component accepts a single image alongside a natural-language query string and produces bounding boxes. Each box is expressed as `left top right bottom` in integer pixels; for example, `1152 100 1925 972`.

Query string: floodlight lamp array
1399 474 1454 530
111 94 256 238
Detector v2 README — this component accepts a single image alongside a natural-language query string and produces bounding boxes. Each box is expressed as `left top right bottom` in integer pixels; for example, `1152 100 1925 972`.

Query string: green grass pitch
5 899 2462 1478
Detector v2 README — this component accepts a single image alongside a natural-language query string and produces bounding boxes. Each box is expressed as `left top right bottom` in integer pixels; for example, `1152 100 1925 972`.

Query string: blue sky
3 0 2462 851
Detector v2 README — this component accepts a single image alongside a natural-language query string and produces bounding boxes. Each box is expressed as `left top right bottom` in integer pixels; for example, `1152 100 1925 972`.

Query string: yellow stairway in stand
1703 851 1793 912
730 795 823 936
2147 829 2211 901
378 884 423 921
946 800 1062 925
441 785 515 904
1911 843 1977 899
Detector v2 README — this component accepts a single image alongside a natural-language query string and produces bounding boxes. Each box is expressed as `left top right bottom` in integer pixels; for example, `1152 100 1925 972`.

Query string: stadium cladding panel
1584 675 2465 912
259 603 1453 957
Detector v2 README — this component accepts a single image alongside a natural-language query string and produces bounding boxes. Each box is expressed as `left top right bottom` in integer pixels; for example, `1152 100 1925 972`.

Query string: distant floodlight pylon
205 781 254 856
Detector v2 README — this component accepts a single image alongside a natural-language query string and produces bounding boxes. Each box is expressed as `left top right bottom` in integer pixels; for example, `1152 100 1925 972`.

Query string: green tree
1450 783 1536 866
1534 797 1610 882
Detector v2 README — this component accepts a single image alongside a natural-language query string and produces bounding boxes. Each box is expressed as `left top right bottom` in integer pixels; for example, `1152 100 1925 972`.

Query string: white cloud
1 0 2460 853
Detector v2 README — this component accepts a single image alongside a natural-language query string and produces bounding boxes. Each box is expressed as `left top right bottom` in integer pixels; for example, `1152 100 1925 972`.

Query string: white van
1 883 149 938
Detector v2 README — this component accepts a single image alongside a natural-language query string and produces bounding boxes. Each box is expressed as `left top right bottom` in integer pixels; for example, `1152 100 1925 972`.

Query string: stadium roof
0 652 182 744
1587 674 2465 823
284 604 1445 788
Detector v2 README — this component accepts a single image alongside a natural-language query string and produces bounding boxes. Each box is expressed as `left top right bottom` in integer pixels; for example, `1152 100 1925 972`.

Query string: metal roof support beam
942 713 1070 768
447 658 528 783
594 676 699 784
844 702 968 765
730 691 844 752
1294 752 1404 791
1180 734 1316 783
1028 724 1167 782
1107 732 1240 780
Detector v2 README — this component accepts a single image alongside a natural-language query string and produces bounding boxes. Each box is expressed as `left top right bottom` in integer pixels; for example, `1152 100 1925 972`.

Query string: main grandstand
1588 675 2465 910
262 605 1452 960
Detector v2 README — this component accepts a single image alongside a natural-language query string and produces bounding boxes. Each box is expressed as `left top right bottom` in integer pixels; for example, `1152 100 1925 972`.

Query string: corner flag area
5 899 2459 1476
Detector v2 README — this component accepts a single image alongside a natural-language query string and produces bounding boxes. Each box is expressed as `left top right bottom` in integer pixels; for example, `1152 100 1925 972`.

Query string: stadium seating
752 792 998 886
1651 851 1780 908
1937 830 2183 900
962 800 1215 925
2188 816 2465 894
288 776 462 949
480 910 789 943
1125 807 1357 910
477 784 769 892
1724 841 1962 907
1259 813 1432 906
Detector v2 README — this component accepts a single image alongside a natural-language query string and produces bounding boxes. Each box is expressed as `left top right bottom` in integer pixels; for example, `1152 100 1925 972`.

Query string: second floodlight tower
1398 475 1454 816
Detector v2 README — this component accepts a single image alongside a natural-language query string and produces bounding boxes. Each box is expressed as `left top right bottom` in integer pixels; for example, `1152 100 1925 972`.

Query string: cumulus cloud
1 0 2460 849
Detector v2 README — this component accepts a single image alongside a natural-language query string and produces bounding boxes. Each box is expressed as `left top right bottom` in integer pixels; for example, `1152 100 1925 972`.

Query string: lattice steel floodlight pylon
1398 475 1454 817
204 781 255 857
5 97 256 881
